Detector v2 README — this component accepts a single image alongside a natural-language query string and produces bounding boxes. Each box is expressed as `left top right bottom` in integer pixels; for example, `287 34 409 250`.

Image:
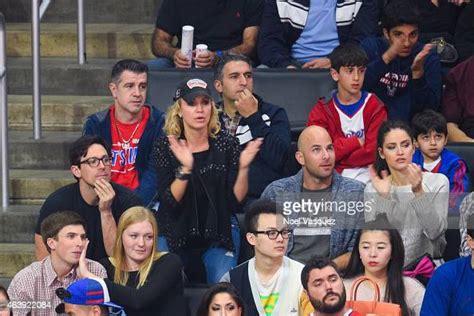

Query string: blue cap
56 278 124 313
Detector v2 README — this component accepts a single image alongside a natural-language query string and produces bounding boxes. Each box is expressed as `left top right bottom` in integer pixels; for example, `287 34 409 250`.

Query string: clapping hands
168 135 194 171
368 163 424 197
411 44 433 79
403 163 424 195
368 165 391 197
239 138 263 169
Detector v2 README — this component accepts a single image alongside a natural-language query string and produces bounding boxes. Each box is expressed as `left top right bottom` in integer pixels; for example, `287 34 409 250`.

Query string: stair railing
0 12 9 209
31 0 86 140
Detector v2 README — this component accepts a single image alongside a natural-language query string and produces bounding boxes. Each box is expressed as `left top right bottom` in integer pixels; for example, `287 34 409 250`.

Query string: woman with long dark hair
365 120 449 265
197 282 245 316
344 215 425 315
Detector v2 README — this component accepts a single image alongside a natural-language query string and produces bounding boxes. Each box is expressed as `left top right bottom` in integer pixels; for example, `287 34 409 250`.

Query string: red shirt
109 106 150 190
307 92 387 173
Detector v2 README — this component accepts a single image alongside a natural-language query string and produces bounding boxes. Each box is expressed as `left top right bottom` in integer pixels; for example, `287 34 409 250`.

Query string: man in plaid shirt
8 211 106 315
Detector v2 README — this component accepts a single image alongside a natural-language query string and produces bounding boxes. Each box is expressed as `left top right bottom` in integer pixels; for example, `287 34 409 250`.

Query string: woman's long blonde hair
111 206 164 288
163 98 221 138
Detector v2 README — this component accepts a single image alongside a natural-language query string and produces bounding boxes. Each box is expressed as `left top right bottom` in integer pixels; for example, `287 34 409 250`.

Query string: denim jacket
261 169 365 259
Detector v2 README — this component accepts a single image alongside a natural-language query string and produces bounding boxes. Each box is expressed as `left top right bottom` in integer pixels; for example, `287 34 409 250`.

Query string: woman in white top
364 120 449 265
344 215 425 316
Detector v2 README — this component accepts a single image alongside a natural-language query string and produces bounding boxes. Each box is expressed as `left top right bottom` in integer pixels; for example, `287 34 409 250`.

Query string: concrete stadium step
0 243 36 278
7 57 118 95
0 0 160 24
10 169 74 204
8 95 111 131
0 205 39 243
7 23 154 59
0 278 11 288
9 131 81 169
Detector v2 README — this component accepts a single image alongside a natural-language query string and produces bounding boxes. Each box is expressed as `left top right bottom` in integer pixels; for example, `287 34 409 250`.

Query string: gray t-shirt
288 185 332 264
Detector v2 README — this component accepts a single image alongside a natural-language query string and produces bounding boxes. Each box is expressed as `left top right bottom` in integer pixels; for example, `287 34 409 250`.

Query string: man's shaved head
297 126 332 152
296 126 335 184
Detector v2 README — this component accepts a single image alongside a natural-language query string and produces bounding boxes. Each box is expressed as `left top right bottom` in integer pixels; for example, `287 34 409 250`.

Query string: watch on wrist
175 166 192 180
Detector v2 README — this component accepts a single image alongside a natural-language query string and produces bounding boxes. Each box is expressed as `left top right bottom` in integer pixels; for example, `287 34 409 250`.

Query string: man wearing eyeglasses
221 199 310 315
34 135 142 262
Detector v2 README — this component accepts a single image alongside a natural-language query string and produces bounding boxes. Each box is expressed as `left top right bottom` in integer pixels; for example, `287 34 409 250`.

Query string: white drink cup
181 25 194 68
195 44 208 68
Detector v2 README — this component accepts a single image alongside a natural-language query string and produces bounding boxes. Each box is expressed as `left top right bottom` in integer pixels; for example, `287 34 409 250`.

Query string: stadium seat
445 143 474 191
184 284 209 316
147 69 336 140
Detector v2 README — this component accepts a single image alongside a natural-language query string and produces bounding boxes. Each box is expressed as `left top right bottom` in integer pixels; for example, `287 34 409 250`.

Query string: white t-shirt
251 263 284 315
423 156 441 172
248 257 304 315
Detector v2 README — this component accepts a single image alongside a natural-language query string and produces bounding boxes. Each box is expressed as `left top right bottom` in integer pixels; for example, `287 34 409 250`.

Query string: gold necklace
114 116 142 150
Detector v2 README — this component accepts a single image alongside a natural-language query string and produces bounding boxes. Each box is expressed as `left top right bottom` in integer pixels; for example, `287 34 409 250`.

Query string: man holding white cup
149 0 263 69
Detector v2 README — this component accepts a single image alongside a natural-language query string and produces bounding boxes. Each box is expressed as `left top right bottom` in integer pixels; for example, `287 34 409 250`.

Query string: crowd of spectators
2 0 474 314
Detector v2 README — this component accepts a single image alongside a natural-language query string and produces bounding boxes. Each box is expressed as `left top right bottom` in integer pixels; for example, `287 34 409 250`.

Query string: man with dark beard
301 257 362 316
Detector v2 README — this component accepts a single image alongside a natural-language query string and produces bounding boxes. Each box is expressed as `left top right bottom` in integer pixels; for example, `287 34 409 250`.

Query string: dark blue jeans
158 215 241 284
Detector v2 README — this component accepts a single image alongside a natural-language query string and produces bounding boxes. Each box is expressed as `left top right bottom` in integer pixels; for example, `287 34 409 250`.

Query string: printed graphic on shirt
110 106 149 190
260 293 280 316
111 146 138 169
334 92 370 139
379 72 409 97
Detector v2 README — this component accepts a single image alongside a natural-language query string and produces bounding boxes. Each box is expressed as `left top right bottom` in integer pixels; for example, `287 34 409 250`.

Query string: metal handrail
0 12 9 209
78 0 86 64
32 0 41 139
0 2 87 206
31 0 86 140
